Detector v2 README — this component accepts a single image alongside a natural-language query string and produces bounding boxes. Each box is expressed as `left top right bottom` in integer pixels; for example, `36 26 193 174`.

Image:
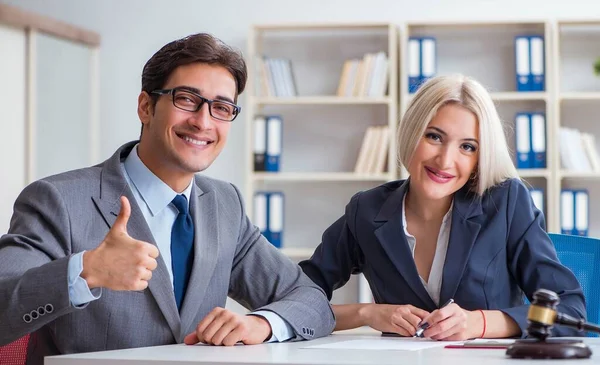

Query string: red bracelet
478 309 486 338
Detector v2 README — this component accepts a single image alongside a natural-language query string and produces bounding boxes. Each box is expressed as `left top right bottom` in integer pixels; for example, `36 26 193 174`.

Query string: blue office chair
549 233 600 336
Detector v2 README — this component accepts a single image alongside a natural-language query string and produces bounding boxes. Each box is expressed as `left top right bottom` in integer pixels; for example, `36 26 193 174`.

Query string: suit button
30 310 39 320
38 306 46 316
45 304 54 314
23 313 32 323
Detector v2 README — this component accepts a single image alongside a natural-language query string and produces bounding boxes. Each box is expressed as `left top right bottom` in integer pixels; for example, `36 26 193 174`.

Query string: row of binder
516 112 546 169
407 37 436 93
336 52 389 97
255 56 298 97
559 127 600 172
561 190 589 236
407 35 544 93
515 35 545 92
253 115 282 172
254 192 285 248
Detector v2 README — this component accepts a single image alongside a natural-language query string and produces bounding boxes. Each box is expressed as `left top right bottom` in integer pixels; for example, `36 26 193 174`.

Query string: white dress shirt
67 145 292 341
401 195 453 306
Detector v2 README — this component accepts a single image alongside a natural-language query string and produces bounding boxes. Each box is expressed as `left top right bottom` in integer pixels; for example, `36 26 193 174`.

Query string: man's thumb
113 196 131 233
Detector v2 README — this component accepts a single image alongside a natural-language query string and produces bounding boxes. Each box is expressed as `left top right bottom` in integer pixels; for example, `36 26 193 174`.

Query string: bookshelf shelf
254 22 393 32
560 92 600 101
404 92 548 104
252 172 393 182
253 96 392 105
491 92 548 101
518 169 551 178
560 171 600 179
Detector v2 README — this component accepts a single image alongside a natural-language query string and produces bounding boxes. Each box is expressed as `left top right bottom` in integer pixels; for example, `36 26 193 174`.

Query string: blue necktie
171 194 194 312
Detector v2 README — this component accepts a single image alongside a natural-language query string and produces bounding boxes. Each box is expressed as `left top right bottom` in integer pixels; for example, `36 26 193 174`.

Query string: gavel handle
556 312 600 334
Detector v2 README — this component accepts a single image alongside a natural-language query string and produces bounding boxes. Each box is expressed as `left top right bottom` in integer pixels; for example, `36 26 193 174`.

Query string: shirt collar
124 144 193 216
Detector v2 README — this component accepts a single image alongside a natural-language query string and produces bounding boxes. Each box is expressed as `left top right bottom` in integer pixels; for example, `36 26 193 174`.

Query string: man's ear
137 91 154 126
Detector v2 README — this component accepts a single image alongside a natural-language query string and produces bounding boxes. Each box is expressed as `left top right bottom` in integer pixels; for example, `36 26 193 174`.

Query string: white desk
45 333 600 365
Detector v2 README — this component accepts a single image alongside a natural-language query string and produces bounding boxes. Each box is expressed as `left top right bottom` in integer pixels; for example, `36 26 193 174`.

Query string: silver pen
415 298 455 337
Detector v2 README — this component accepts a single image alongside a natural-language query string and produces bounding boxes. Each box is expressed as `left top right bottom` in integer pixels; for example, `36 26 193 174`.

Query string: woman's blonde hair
398 74 519 196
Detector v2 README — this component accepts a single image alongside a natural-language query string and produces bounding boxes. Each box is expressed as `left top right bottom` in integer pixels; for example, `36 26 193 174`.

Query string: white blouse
401 195 453 306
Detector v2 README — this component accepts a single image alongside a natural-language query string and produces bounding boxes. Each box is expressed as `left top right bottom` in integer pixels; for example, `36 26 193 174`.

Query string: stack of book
336 52 388 97
559 127 600 172
255 56 297 97
354 125 390 174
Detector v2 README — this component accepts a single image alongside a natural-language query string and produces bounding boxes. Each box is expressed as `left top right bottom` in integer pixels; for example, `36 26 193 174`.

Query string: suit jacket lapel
179 180 219 340
92 142 181 341
374 180 437 310
439 186 482 306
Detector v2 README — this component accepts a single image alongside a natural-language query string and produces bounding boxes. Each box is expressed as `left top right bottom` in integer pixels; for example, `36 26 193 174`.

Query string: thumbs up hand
81 196 159 290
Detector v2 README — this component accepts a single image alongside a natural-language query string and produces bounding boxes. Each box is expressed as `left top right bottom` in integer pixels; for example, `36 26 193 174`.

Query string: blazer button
38 306 46 316
45 304 54 314
30 310 39 320
23 313 32 323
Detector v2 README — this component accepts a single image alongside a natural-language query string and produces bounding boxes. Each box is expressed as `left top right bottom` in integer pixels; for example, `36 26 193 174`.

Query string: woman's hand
360 304 430 336
420 303 482 341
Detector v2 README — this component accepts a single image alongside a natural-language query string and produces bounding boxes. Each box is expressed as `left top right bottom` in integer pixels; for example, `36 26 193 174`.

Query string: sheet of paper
466 339 516 345
303 338 460 351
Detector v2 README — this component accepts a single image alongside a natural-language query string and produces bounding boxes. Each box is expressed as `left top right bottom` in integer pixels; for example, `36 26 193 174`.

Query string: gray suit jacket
0 142 335 364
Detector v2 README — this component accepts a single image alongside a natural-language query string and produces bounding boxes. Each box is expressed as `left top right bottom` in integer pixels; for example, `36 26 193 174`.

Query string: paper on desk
466 339 516 345
303 338 459 351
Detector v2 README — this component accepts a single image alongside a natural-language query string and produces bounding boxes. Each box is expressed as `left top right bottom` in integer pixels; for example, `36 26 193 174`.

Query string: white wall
2 0 600 191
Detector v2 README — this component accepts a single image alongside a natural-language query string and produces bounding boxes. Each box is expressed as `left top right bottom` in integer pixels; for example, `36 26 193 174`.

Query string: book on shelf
515 112 546 169
255 56 297 97
253 115 283 172
407 37 436 93
560 189 589 236
354 125 390 174
514 35 545 92
336 52 388 97
529 188 544 213
559 127 600 172
254 191 285 247
253 116 267 171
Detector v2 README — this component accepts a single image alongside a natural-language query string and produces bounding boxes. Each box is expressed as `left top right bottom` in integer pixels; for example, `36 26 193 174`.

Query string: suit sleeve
299 192 364 300
500 179 586 337
0 180 81 345
226 184 335 341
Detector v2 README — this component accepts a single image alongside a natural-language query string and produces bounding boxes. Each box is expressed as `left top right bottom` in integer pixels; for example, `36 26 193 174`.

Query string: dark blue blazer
300 178 586 337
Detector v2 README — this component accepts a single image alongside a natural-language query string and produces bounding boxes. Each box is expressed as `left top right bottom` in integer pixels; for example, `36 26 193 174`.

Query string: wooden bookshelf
400 20 557 231
554 20 600 236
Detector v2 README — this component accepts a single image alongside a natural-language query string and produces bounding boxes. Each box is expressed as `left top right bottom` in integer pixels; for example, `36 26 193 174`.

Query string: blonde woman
300 74 585 340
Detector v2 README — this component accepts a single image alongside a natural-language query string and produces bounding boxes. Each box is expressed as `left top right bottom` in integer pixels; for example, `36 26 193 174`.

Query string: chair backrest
0 335 29 365
549 233 600 331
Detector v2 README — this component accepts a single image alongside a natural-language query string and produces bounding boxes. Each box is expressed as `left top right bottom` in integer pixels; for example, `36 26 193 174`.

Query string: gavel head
526 289 559 341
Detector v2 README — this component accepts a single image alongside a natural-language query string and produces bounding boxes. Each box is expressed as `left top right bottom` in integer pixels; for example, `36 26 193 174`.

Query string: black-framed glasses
151 87 241 122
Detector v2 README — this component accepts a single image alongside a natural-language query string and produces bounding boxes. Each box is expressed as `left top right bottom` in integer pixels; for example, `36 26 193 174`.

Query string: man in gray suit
0 33 335 364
